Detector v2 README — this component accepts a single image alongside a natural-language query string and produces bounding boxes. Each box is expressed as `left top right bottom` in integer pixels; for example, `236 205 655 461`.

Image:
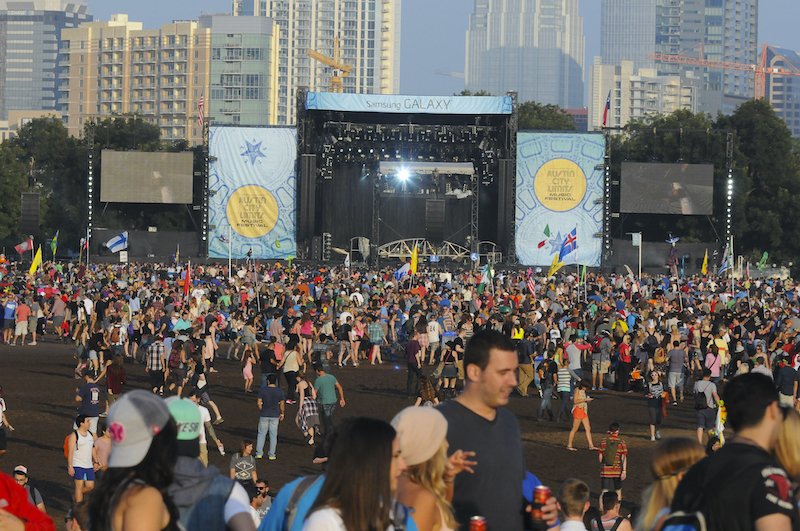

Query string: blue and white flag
558 228 578 261
395 262 411 282
105 231 129 253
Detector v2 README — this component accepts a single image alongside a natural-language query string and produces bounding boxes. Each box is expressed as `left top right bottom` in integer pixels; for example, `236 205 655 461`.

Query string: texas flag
601 90 611 127
14 238 33 255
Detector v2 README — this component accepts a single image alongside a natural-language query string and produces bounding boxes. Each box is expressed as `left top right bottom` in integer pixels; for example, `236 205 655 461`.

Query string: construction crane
435 69 466 79
647 43 800 100
306 37 353 93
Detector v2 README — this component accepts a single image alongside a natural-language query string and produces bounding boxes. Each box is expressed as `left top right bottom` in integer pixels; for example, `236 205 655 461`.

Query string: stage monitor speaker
311 236 322 261
425 199 445 243
298 154 317 244
20 193 39 239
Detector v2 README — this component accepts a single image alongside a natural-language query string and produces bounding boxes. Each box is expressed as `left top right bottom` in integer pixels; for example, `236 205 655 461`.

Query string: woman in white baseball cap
87 390 179 531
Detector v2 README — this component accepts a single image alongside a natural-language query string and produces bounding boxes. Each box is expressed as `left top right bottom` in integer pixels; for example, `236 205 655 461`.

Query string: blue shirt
3 301 17 320
257 386 285 418
314 374 339 405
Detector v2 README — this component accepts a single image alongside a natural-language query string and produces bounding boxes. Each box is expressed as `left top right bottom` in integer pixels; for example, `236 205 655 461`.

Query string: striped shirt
146 341 165 371
556 367 571 392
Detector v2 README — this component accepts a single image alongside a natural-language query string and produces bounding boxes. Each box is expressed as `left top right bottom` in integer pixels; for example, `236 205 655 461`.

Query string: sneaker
9 343 14 347
651 436 656 442
99 412 108 418
592 386 596 390
268 456 276 460
213 418 224 425
672 401 678 406
256 455 263 459
656 430 662 440
680 395 685 403
28 341 36 346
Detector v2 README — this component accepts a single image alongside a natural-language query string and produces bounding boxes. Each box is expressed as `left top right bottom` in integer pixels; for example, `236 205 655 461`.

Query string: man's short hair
75 414 88 427
313 363 324 373
557 478 589 517
723 373 779 432
608 422 620 433
702 367 712 378
463 330 516 372
602 491 619 509
267 374 277 385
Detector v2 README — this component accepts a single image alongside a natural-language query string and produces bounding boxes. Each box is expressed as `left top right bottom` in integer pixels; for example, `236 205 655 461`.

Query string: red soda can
469 516 487 531
529 485 550 530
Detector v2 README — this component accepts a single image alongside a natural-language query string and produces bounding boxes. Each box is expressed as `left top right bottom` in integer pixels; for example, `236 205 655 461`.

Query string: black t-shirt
437 401 525 531
672 442 798 531
260 347 278 374
336 323 351 341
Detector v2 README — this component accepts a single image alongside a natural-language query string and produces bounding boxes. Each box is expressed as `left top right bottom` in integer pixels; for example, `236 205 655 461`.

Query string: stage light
398 169 410 181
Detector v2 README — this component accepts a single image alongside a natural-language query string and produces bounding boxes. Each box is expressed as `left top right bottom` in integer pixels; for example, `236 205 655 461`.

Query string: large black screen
620 162 714 215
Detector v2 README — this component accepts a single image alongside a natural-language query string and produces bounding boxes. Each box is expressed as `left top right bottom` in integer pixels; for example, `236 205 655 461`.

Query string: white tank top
72 431 94 469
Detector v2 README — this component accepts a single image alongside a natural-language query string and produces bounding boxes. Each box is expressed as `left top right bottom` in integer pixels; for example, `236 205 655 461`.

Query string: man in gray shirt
666 340 688 405
592 331 613 390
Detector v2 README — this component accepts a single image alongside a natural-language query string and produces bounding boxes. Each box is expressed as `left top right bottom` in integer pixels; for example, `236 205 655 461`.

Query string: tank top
72 431 94 468
283 350 300 372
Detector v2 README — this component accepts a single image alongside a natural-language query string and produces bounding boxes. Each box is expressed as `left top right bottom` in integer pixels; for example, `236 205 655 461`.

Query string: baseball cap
107 390 171 469
13 465 27 476
164 397 202 441
391 406 448 466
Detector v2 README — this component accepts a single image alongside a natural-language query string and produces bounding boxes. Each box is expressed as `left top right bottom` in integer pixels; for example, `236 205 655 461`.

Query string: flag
581 263 586 283
344 253 350 269
701 249 708 275
601 90 611 127
547 253 564 278
410 243 418 275
558 228 578 261
197 92 205 127
526 274 536 298
746 261 750 277
183 263 192 299
29 246 42 275
477 264 494 294
105 231 129 253
275 238 281 249
50 230 58 256
394 262 411 282
537 224 551 249
14 238 33 255
757 251 768 271
719 244 730 275
82 228 90 250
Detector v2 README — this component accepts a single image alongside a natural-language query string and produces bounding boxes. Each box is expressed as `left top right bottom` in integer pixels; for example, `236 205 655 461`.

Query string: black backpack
694 382 710 410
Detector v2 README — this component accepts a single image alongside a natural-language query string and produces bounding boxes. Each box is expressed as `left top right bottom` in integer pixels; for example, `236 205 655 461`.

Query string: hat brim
107 437 153 469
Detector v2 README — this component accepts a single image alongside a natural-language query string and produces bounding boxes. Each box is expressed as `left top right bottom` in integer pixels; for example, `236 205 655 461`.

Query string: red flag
197 93 204 127
183 264 191 299
526 275 536 299
14 238 33 254
601 90 611 127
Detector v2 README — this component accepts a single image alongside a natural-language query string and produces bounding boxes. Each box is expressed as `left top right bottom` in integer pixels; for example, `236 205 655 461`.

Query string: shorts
3 319 13 330
88 350 98 360
592 359 602 374
667 372 684 389
107 392 120 406
301 333 312 339
573 406 588 419
170 368 185 386
199 442 208 466
601 476 622 491
695 408 716 430
14 321 27 336
72 467 95 482
196 389 212 405
779 393 794 408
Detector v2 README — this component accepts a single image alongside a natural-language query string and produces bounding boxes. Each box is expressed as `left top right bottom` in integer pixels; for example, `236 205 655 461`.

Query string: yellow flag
410 243 418 275
547 253 564 278
701 249 708 275
29 246 42 275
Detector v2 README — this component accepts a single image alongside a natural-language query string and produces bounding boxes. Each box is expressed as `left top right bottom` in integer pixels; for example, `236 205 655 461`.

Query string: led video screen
621 162 714 215
100 151 194 204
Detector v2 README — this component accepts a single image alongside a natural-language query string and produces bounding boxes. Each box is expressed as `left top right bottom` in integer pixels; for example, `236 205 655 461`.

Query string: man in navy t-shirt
256 374 285 460
75 370 101 435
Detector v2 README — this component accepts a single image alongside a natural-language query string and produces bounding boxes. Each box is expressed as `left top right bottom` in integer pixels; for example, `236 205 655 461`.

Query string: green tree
0 143 29 241
518 101 577 131
456 89 493 96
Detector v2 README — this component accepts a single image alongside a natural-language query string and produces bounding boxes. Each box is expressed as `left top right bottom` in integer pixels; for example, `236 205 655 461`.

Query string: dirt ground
0 339 707 526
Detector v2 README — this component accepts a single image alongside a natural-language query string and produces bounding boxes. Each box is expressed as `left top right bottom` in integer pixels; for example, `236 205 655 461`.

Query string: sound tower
298 154 316 258
20 193 40 239
425 199 445 243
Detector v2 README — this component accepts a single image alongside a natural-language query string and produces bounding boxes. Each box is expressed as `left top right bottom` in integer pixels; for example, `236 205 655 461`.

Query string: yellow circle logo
226 185 279 238
533 159 587 212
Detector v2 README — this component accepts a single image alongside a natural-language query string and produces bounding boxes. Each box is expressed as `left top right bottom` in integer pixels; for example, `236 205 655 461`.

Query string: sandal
588 446 599 451
566 447 577 452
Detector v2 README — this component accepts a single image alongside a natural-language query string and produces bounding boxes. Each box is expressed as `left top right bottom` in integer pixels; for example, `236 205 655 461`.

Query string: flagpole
228 225 232 278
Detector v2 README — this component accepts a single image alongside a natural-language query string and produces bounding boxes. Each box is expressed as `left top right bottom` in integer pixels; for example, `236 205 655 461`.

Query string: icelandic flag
558 228 578 261
395 262 411 282
105 231 129 253
601 90 611 127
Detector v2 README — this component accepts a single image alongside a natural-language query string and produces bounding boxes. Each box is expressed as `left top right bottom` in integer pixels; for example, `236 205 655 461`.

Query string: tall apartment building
764 47 800 138
601 0 757 114
465 0 584 109
59 14 278 144
0 0 91 120
233 0 402 125
588 58 700 130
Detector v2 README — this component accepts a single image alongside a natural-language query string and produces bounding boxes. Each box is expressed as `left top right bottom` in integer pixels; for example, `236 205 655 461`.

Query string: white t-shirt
427 321 441 343
198 405 212 445
72 431 95 469
302 508 347 531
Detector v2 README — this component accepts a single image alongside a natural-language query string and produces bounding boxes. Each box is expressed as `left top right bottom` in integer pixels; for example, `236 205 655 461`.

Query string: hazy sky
94 0 799 103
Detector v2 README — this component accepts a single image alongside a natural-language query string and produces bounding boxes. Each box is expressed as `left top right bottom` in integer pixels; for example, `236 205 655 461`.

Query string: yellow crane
306 37 353 93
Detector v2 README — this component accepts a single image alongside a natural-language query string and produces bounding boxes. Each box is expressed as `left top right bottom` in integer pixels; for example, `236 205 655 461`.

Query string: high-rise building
465 0 584 109
233 0 402 125
0 0 92 120
601 0 757 114
60 14 278 144
588 58 700 131
763 47 800 138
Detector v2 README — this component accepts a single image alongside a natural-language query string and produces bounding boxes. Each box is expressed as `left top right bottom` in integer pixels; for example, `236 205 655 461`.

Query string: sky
94 0 800 104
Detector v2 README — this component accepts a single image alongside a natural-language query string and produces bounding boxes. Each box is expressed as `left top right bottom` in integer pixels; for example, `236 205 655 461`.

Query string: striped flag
526 274 536 299
601 90 611 127
197 92 205 127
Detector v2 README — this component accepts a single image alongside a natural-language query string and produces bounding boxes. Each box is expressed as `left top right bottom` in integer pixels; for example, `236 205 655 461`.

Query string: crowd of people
1 258 800 530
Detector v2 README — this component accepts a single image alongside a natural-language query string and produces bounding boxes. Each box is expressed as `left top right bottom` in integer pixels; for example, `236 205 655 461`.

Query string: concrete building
763 47 800 138
59 14 278 144
601 0 757 115
465 0 584 109
233 0 401 125
588 59 700 130
0 0 91 120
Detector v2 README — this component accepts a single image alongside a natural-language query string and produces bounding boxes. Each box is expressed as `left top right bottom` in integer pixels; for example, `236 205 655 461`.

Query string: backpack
111 326 121 344
661 511 707 531
168 347 182 369
595 516 625 531
602 438 620 466
592 334 604 353
63 431 77 459
695 382 710 410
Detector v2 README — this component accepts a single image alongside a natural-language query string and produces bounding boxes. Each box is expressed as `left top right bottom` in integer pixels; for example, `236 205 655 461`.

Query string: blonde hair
636 437 704 531
776 408 800 480
404 444 457 529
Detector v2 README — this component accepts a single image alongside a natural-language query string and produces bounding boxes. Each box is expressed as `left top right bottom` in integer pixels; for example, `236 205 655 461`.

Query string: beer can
533 485 550 505
529 485 550 530
469 516 487 531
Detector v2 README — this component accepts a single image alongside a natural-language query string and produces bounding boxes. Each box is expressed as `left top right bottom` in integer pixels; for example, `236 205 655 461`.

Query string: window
212 48 221 60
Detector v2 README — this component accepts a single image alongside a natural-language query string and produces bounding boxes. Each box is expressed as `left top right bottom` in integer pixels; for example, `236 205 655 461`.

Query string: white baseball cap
107 390 171 468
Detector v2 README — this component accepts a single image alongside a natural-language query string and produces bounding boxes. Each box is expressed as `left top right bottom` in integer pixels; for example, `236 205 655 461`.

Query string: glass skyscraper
0 0 91 120
600 0 655 71
465 0 584 109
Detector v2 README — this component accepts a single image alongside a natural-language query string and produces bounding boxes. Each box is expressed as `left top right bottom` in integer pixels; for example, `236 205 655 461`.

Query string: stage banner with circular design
516 132 605 266
208 126 297 259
